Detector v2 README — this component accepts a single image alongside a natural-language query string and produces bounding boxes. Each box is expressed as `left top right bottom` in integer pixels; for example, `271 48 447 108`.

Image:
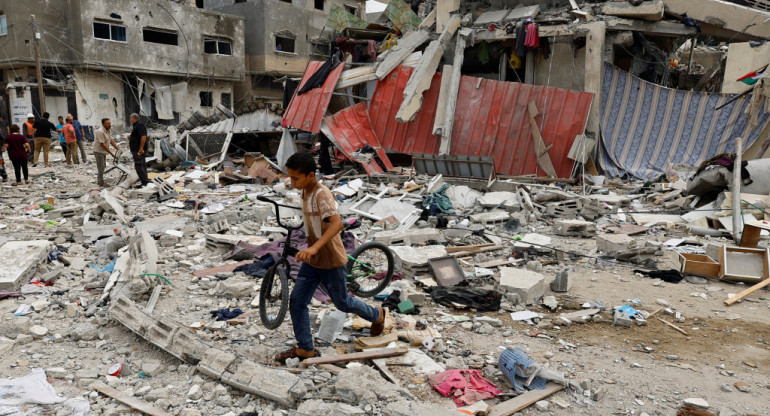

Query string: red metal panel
281 61 345 133
368 66 442 154
324 103 394 174
367 65 593 178
450 76 593 178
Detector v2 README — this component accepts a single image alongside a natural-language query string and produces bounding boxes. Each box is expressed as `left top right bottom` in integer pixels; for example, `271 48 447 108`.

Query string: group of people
0 112 145 188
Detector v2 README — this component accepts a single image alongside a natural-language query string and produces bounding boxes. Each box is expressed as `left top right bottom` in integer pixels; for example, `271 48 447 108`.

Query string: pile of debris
1 145 769 415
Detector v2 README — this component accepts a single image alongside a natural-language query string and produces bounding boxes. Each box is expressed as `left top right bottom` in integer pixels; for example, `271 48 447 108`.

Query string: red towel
524 22 540 49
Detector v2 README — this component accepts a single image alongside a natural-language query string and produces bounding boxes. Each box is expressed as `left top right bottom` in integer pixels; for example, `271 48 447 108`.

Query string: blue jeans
290 263 380 350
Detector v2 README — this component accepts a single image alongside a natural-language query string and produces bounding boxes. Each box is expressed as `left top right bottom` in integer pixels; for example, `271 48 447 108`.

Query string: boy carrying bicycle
275 152 385 362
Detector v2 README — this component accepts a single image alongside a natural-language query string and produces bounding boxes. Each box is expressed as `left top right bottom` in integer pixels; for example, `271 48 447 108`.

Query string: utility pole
31 14 45 114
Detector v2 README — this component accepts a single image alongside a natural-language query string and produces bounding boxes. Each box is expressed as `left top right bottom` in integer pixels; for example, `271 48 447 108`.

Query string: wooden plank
724 278 770 306
375 30 431 80
450 245 505 258
475 259 515 268
90 382 173 416
657 318 690 336
527 101 558 178
489 383 563 416
372 357 401 386
302 346 409 367
317 363 345 372
567 0 580 10
445 243 496 253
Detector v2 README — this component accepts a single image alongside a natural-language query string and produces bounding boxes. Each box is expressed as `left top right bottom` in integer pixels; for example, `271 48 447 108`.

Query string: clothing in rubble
297 52 342 95
283 79 299 109
429 286 502 311
633 269 684 283
356 145 387 171
429 369 502 406
515 21 527 57
382 290 420 315
681 13 702 32
524 22 540 49
318 134 334 175
695 153 753 186
210 308 244 321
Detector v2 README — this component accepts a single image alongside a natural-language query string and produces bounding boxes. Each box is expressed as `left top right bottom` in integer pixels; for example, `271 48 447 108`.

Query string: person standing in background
56 116 67 156
32 112 57 168
0 115 8 181
22 113 35 162
62 115 79 165
129 113 149 188
3 124 31 185
93 118 120 187
73 117 88 163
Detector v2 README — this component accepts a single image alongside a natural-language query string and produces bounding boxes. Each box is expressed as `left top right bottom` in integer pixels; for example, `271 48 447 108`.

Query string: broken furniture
719 246 770 283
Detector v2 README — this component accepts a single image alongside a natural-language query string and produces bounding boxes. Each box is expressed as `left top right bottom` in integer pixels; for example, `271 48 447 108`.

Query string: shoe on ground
370 306 387 337
274 347 319 363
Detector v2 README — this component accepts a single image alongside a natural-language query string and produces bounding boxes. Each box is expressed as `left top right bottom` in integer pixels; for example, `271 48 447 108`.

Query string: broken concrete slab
383 399 454 416
373 229 444 246
396 39 445 122
478 191 521 211
0 240 52 290
499 267 545 305
375 30 431 80
389 245 448 269
602 0 663 21
470 210 510 224
597 233 635 255
334 365 412 405
99 189 128 223
513 233 552 250
554 219 597 237
507 4 541 20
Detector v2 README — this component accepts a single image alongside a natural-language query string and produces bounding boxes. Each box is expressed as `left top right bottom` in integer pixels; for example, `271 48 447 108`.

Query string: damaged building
199 0 366 104
0 0 245 130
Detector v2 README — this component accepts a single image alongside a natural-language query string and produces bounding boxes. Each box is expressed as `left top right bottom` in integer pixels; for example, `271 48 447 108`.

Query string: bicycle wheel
259 262 290 329
347 241 395 297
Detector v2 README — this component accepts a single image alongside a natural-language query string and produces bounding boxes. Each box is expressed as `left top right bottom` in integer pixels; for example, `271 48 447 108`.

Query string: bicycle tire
259 262 290 329
347 241 395 297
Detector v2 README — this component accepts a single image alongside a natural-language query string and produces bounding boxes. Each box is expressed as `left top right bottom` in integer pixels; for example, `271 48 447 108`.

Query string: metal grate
747 0 770 11
187 133 229 159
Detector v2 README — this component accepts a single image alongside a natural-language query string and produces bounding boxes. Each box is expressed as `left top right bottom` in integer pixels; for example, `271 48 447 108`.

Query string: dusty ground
1 150 769 415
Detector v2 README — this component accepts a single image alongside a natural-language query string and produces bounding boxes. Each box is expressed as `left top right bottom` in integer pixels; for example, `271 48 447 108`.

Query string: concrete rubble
2 1 770 415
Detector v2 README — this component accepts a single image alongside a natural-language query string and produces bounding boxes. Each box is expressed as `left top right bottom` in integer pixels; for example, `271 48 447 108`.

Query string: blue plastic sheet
498 347 547 392
615 305 639 317
89 259 117 274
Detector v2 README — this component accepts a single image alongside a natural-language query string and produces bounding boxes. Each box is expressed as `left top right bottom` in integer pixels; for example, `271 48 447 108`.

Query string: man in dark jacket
129 113 149 188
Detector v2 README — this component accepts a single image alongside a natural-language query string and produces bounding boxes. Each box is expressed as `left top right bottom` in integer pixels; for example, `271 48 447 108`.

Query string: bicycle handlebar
257 195 303 230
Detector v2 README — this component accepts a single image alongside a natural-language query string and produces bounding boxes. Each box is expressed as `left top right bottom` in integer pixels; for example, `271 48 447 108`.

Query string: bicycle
256 195 395 329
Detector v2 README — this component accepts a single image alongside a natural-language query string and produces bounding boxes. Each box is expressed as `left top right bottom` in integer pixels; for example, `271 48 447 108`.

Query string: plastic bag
0 368 65 408
276 128 297 171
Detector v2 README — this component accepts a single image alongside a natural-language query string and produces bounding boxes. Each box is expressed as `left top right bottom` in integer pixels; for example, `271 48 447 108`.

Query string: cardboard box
679 253 720 278
720 246 770 283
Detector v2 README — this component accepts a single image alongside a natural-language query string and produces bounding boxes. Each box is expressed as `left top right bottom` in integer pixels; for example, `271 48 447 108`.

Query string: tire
347 241 395 297
259 262 290 329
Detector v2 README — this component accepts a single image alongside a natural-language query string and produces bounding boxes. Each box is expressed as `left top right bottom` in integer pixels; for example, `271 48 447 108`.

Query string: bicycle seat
344 218 362 231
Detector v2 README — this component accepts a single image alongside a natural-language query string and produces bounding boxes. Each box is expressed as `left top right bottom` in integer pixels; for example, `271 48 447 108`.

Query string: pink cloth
367 39 377 60
524 22 540 49
429 369 503 406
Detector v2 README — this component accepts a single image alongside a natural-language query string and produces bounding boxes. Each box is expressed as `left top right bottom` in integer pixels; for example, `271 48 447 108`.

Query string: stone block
546 200 582 216
613 309 633 328
597 233 635 255
499 268 545 305
602 0 664 21
553 219 597 237
248 366 300 407
550 269 572 292
0 240 52 290
389 245 448 268
470 210 510 224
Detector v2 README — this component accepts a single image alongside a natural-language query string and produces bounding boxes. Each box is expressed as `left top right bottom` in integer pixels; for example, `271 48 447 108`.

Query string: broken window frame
142 27 179 46
93 21 127 43
344 4 358 15
199 91 213 108
221 92 232 110
275 30 297 54
203 37 233 56
314 0 324 11
310 40 330 59
0 14 7 36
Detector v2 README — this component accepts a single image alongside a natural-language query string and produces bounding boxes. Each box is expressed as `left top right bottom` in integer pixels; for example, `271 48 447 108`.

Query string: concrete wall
722 42 770 94
73 69 125 128
534 40 586 91
0 0 77 69
7 86 34 126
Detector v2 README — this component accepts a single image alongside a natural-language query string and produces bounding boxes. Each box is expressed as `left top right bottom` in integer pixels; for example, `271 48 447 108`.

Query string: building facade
201 0 365 104
0 0 245 130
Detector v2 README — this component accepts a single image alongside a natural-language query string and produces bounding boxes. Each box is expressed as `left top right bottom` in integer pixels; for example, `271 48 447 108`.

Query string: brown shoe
370 306 386 337
274 347 318 363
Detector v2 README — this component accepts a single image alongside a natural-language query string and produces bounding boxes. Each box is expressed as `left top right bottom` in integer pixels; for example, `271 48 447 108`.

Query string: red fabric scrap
429 369 502 406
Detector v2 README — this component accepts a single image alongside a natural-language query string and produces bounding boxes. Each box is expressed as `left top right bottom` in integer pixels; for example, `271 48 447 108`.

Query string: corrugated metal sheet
369 66 443 154
323 102 394 174
188 110 281 134
451 76 593 178
367 65 593 178
281 61 345 133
